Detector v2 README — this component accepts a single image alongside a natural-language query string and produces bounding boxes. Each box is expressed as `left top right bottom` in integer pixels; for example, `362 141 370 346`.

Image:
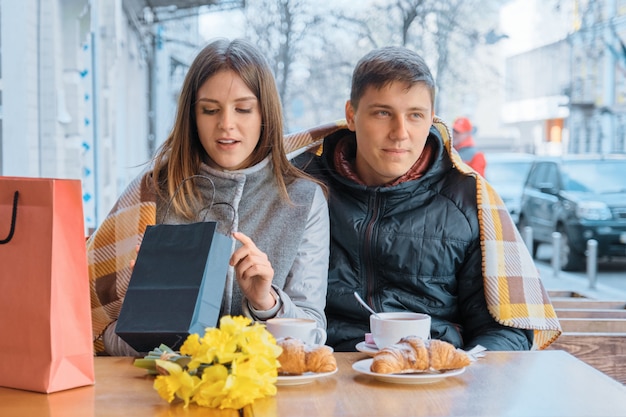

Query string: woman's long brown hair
151 38 319 219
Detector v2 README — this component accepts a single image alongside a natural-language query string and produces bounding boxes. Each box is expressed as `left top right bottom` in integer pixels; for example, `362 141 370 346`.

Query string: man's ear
345 100 356 131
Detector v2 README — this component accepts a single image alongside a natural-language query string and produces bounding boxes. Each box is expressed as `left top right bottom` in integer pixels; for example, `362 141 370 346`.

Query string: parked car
518 154 626 271
484 152 535 224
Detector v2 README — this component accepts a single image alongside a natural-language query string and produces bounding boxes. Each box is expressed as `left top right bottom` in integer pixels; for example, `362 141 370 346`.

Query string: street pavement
536 262 626 301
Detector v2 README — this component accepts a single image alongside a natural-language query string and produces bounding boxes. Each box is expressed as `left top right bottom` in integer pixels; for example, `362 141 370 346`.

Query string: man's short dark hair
350 46 436 110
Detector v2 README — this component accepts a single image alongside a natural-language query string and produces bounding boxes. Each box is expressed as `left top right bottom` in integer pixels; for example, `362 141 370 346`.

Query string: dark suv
518 154 626 271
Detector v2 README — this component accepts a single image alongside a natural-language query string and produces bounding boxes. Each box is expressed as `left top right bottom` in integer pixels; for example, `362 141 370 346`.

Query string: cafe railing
547 290 626 385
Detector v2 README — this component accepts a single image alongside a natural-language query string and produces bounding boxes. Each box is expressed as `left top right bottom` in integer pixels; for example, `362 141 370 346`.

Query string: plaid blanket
284 118 562 350
88 117 561 353
88 174 157 353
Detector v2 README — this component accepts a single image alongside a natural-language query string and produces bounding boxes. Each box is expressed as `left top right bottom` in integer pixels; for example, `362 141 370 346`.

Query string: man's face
345 81 434 186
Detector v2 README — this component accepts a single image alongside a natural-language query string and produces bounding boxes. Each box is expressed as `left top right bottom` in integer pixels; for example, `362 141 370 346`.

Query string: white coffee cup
265 318 327 346
370 312 431 349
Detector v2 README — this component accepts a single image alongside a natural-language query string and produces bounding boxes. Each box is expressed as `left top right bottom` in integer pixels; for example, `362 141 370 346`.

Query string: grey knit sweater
104 157 329 356
155 157 329 326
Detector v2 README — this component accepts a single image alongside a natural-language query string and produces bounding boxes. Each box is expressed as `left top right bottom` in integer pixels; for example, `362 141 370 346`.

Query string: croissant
305 345 337 373
276 337 337 375
370 336 470 374
277 337 307 375
428 339 471 371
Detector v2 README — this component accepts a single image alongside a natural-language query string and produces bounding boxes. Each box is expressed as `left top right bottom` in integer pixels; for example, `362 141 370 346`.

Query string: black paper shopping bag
116 221 231 352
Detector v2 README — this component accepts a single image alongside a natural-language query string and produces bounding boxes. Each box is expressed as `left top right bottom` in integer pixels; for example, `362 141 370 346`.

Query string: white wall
1 0 40 177
0 0 151 231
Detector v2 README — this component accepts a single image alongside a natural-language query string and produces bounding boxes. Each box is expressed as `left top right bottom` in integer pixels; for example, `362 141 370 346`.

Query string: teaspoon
353 291 381 319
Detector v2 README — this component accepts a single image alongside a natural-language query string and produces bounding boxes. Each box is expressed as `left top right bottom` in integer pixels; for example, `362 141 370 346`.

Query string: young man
452 116 486 177
292 46 561 352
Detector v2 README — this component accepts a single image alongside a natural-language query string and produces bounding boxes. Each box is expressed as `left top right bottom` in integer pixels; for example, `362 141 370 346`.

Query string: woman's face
195 70 262 170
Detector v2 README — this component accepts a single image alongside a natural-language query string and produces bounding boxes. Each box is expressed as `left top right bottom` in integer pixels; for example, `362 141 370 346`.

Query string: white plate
352 359 466 384
276 368 338 386
355 341 379 356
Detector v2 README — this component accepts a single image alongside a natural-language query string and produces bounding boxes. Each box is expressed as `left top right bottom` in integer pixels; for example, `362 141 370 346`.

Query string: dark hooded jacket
294 125 533 352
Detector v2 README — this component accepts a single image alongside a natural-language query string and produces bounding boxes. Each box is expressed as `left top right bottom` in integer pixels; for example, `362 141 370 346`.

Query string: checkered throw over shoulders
88 118 561 353
283 118 562 350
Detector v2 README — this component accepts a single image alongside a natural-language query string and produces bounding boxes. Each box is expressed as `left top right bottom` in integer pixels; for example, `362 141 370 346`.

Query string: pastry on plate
370 336 470 374
277 337 337 375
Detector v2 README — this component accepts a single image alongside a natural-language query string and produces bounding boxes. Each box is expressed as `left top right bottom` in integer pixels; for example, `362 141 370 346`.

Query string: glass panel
561 161 626 193
485 161 533 186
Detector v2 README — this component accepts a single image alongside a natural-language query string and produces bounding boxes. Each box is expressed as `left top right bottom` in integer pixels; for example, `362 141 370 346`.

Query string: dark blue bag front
116 221 230 352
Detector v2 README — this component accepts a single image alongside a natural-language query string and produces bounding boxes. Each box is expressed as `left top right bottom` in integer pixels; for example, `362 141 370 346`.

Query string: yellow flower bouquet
134 315 283 410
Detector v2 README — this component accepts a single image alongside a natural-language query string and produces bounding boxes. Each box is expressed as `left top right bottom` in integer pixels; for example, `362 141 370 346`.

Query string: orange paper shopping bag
0 177 95 393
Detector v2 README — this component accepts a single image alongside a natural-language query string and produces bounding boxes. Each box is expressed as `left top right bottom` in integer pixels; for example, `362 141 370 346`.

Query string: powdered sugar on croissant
370 336 470 374
277 337 337 375
277 337 307 375
305 345 337 373
369 336 429 374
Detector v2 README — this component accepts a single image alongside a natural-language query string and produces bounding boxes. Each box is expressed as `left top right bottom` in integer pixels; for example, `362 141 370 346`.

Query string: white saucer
352 358 466 384
355 341 379 356
276 368 338 386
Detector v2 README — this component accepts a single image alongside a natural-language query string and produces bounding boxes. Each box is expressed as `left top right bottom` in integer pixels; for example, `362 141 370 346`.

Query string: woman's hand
129 244 140 270
230 231 276 310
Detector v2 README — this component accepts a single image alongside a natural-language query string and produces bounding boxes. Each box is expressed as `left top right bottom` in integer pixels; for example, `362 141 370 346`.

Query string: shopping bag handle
161 175 235 230
0 191 18 244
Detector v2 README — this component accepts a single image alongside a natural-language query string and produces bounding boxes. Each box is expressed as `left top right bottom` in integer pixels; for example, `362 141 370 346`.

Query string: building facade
567 0 626 154
0 0 151 231
502 0 626 155
0 0 240 231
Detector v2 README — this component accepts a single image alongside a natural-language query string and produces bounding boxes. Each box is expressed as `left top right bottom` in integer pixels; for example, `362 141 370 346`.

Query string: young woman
88 39 329 356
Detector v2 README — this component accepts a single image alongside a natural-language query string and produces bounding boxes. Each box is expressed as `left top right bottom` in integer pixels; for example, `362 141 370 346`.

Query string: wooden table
1 351 626 417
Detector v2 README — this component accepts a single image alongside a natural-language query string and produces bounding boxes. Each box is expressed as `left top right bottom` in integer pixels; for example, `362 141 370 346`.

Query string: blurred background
0 0 625 232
